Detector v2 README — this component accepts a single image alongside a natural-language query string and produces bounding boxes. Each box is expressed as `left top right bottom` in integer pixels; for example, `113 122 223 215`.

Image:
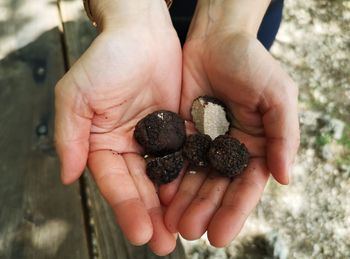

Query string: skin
55 0 300 254
160 0 300 248
55 0 181 255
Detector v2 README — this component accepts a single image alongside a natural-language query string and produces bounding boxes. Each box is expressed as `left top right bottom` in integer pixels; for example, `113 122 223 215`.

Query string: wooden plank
58 1 186 258
0 1 90 258
84 172 186 259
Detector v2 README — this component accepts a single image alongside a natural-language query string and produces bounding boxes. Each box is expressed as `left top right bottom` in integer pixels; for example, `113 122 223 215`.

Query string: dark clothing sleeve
170 0 284 50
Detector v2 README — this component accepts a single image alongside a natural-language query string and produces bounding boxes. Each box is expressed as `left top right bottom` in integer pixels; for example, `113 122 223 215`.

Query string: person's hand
54 0 181 255
160 0 300 247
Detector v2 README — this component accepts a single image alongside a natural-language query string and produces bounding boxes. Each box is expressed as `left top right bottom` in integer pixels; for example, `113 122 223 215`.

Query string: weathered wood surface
58 1 186 258
84 173 186 259
0 1 90 258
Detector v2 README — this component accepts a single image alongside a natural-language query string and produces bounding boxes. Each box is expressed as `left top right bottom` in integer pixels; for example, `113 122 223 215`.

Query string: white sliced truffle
191 96 231 139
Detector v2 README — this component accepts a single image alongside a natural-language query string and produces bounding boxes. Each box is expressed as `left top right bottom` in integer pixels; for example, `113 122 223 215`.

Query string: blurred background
0 0 349 258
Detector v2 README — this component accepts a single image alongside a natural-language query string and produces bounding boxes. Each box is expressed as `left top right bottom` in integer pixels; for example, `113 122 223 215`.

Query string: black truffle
146 151 184 184
183 134 212 167
208 135 250 177
134 110 186 155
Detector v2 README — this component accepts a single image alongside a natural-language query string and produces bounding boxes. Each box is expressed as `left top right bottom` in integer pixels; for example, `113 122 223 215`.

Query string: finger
54 78 93 184
178 172 230 240
159 165 187 206
123 153 176 256
148 207 177 256
88 150 153 245
260 79 300 184
164 168 208 233
207 158 269 247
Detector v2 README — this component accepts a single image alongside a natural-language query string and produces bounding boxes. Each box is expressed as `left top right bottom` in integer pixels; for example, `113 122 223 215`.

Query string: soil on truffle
146 151 184 184
208 135 250 177
183 133 212 167
134 110 186 155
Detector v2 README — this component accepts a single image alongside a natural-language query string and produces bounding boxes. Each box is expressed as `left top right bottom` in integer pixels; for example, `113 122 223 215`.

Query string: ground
181 1 350 258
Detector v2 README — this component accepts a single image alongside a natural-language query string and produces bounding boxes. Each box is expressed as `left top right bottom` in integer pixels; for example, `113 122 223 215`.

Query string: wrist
89 0 172 31
188 0 271 39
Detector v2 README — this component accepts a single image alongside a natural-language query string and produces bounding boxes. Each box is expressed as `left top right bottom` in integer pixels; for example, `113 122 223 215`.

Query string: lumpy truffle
183 134 212 167
146 151 184 184
208 135 250 177
134 110 186 155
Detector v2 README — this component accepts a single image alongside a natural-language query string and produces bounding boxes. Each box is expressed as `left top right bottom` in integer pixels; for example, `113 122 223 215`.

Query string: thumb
261 73 300 185
54 77 93 184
